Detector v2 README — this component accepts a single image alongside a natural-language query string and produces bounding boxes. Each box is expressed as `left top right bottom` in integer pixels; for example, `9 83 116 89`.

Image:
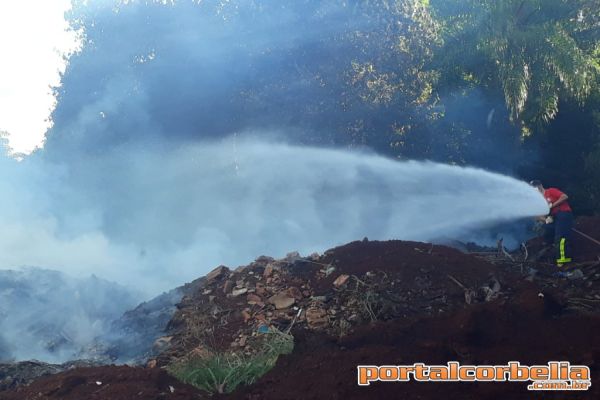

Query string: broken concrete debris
268 292 296 310
158 241 554 366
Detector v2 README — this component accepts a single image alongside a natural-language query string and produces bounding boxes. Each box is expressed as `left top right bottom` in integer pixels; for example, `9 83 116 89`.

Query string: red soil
572 216 600 262
227 285 600 399
0 365 204 400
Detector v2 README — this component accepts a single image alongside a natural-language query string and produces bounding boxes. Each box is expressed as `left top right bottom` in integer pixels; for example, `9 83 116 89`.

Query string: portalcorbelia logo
357 361 591 391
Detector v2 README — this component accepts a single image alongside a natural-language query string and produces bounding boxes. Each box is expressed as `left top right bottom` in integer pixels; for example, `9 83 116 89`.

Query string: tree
48 0 443 159
431 0 599 130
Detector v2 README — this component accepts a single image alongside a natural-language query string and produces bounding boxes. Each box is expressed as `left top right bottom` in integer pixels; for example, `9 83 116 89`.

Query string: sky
0 0 81 155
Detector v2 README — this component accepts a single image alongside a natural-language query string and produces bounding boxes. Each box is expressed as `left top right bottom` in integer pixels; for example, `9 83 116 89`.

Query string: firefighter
530 180 573 266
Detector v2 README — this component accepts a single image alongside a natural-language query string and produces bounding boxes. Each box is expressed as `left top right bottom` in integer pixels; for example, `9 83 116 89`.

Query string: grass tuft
168 329 294 394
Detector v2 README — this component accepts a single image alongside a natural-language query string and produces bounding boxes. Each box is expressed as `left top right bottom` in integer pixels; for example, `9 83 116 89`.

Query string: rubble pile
156 240 512 366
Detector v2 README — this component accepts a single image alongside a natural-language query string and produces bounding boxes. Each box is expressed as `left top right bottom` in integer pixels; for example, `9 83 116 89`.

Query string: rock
256 285 267 296
264 264 280 278
232 288 248 297
190 346 213 360
305 306 329 329
146 359 157 368
247 293 263 305
153 336 173 351
255 256 275 265
241 310 252 323
223 280 234 294
239 336 247 347
210 305 221 317
206 265 229 282
480 278 501 302
268 292 296 309
286 286 303 300
235 265 247 273
274 310 294 321
285 251 301 262
333 274 350 288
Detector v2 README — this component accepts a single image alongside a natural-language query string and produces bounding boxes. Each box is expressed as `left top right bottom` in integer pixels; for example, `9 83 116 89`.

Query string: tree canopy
432 0 599 129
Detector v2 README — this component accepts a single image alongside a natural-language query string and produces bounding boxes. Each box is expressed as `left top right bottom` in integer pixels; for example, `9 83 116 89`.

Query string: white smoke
0 267 137 363
0 136 547 296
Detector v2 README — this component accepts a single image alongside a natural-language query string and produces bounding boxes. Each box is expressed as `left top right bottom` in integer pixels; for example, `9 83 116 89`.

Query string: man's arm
550 193 568 209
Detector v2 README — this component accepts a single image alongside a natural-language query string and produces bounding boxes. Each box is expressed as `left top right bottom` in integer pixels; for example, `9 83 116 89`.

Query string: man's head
529 179 544 194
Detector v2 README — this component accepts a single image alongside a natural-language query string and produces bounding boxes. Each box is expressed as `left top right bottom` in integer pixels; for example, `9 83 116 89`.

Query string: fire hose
572 228 600 248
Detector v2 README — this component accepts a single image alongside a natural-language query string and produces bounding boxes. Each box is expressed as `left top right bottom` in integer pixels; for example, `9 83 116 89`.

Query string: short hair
529 179 543 187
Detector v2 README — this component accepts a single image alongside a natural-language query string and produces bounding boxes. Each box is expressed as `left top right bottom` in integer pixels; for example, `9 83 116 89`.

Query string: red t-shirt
544 188 572 215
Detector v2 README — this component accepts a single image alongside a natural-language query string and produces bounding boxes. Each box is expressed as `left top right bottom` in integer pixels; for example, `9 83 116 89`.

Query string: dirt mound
0 365 203 400
227 285 600 400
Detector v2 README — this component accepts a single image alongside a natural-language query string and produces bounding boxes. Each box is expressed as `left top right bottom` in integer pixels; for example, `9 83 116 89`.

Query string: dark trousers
544 211 574 262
